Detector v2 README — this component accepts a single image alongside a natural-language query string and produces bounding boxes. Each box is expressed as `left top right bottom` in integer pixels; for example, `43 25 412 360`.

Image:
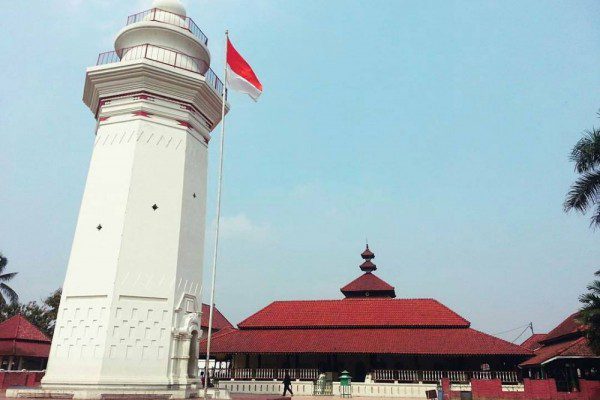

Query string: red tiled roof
0 315 51 358
340 273 394 294
520 334 547 351
520 336 597 366
0 315 50 342
201 304 234 331
541 312 585 344
237 299 470 329
202 327 531 356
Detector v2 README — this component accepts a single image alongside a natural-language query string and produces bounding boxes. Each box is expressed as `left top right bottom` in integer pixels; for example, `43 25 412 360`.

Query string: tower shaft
34 2 228 398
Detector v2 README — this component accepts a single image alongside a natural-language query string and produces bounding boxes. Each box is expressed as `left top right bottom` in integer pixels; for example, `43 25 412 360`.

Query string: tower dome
114 0 210 74
152 0 186 17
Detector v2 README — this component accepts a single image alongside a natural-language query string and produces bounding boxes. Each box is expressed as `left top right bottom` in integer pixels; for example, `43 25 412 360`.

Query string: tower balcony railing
96 44 224 97
126 8 208 46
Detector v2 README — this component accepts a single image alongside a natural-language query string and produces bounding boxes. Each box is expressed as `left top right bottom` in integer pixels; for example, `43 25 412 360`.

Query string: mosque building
201 246 531 383
520 312 600 392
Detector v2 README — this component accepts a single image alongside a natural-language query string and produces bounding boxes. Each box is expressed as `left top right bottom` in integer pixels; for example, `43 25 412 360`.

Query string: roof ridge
554 335 587 356
268 298 441 303
201 303 234 329
520 333 548 349
212 326 237 339
239 325 473 330
542 311 585 343
468 327 533 354
237 300 280 327
429 299 470 326
15 314 23 341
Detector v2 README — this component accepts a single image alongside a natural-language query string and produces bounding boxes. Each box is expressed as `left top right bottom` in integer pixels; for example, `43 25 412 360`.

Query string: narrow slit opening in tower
188 330 199 378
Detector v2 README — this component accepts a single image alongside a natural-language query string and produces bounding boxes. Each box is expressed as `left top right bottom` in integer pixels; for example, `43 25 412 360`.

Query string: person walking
282 371 294 397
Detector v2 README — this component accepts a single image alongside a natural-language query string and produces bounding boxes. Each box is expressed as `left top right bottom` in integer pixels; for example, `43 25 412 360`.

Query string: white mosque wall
218 380 440 398
218 379 526 397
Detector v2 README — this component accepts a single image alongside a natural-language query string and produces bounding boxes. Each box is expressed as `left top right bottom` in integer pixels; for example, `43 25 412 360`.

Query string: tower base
5 384 223 400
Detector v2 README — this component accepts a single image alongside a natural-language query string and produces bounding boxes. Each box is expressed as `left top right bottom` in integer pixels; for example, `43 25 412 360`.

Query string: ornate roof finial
360 244 376 272
341 244 395 298
361 244 375 260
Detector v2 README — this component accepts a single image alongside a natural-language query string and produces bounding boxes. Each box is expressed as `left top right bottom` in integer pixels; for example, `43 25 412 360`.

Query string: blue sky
1 0 599 342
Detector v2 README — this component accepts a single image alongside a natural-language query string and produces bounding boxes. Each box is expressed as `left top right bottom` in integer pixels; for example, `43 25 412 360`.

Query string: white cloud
216 213 271 242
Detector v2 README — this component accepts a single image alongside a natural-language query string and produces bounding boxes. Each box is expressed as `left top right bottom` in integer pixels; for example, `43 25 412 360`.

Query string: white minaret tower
38 1 227 398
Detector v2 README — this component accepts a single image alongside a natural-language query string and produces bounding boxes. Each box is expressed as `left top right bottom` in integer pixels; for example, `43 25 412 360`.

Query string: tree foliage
44 288 61 325
0 252 18 305
0 288 62 338
579 270 600 355
564 113 600 228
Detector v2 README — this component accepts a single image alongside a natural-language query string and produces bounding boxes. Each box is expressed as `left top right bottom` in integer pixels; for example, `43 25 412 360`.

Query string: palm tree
564 115 600 228
0 253 18 305
579 270 600 355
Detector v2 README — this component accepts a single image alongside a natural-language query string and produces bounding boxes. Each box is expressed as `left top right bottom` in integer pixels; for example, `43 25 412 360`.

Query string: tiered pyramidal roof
0 315 51 358
201 245 531 358
340 245 396 298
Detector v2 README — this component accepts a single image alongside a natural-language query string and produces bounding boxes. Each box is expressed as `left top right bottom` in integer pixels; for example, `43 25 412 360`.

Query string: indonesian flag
226 38 263 101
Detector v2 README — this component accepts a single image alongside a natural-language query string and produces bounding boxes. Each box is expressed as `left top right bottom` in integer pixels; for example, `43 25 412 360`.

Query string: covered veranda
208 352 522 383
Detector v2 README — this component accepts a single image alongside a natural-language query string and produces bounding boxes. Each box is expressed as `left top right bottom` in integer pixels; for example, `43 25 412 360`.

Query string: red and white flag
226 38 263 101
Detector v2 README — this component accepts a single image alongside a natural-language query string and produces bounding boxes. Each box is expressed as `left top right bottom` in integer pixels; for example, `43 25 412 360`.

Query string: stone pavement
0 391 424 400
230 396 423 400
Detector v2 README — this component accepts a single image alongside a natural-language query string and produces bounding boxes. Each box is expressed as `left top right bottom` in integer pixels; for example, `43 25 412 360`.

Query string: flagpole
203 29 229 399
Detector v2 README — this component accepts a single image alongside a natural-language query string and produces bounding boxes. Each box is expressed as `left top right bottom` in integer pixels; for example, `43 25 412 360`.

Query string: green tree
564 115 600 228
0 288 62 338
579 270 600 355
0 253 18 305
43 288 61 336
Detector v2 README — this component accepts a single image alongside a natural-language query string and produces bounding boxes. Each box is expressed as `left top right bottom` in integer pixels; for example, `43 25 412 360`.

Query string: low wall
218 380 438 398
0 371 45 389
350 382 438 398
218 381 314 396
442 378 600 400
219 378 600 400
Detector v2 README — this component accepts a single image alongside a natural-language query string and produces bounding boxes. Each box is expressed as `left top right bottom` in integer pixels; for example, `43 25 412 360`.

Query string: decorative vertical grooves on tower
35 1 228 398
